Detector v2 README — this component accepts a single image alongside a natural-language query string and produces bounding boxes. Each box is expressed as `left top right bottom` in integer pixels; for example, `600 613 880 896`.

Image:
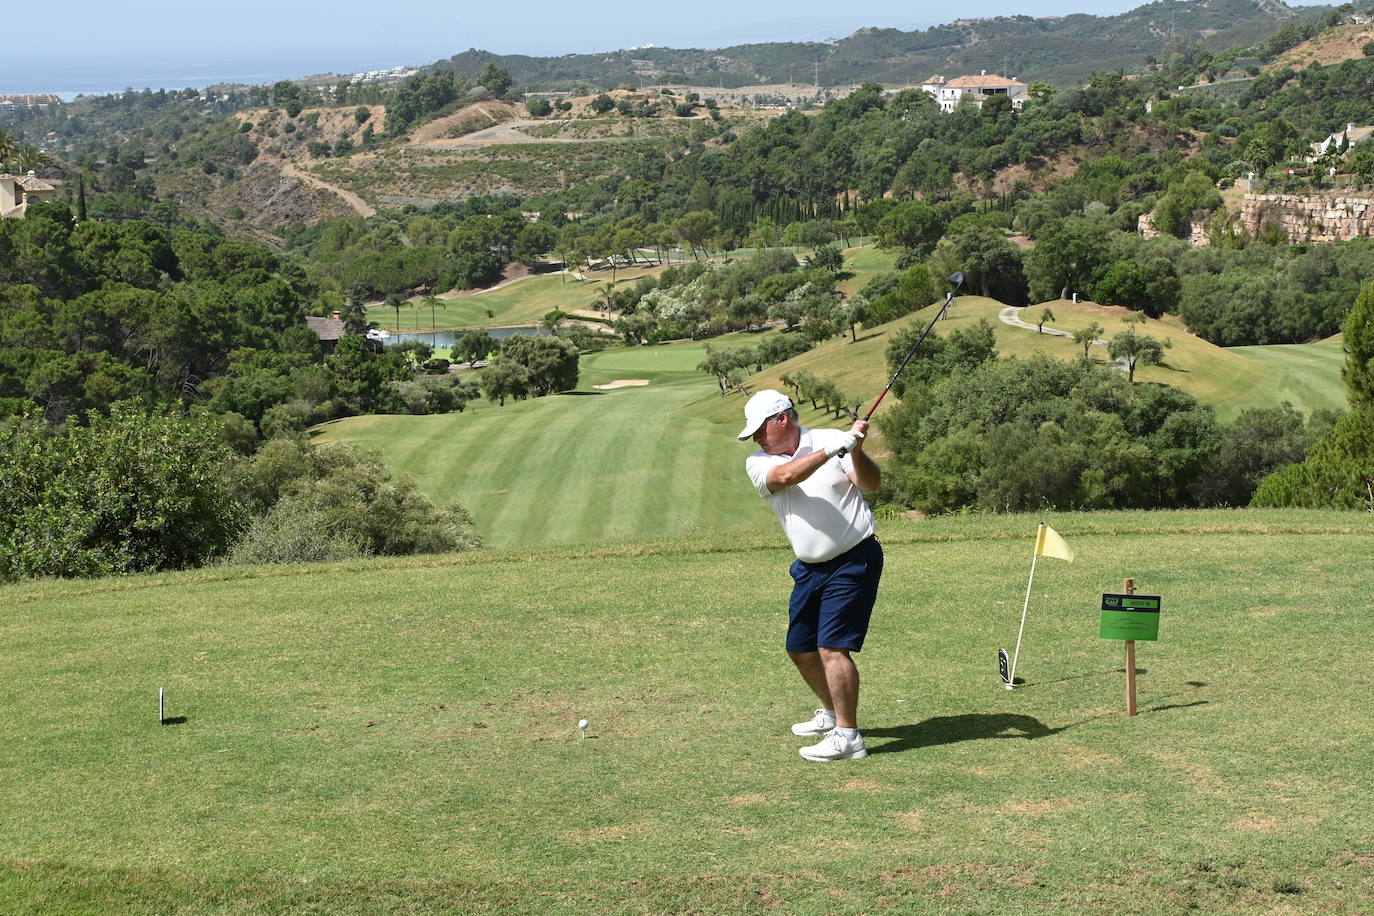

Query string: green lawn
3 511 1372 913
313 339 774 548
368 274 610 333
835 244 899 299
992 300 1347 422
1226 338 1348 419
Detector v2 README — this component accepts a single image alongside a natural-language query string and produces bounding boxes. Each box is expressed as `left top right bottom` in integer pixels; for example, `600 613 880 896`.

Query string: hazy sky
3 0 1321 94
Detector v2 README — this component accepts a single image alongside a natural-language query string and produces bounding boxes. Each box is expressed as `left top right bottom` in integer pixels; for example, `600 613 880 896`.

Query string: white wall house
1311 123 1374 160
0 171 58 219
921 71 1028 112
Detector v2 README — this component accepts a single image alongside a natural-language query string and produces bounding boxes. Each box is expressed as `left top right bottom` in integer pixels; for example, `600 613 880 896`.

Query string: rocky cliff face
1240 193 1374 243
1140 192 1374 246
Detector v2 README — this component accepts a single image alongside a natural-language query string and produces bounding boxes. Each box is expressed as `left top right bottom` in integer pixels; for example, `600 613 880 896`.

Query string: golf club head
943 271 964 306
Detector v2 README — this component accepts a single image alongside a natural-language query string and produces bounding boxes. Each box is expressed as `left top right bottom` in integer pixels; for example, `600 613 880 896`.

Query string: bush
1250 408 1374 509
230 438 483 559
0 408 240 581
224 498 371 565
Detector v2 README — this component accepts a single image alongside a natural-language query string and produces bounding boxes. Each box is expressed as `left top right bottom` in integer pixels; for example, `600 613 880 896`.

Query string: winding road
998 306 1130 373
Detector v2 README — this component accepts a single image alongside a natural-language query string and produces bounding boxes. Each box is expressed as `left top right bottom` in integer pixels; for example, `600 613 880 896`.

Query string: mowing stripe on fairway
317 362 763 547
1227 341 1347 418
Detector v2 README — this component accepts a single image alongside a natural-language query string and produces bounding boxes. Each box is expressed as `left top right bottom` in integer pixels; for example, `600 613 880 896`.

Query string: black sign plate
1100 593 1161 613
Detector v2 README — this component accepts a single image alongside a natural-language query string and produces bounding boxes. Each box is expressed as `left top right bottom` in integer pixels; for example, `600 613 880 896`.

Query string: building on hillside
922 71 1028 112
1311 123 1374 160
306 315 387 354
305 316 347 355
0 94 61 110
0 171 59 219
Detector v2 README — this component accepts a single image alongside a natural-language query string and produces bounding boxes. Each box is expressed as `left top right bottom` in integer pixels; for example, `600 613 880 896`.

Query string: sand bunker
593 379 651 390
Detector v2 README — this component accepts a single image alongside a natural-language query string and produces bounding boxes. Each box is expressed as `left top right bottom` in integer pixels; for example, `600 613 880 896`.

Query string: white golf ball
577 719 589 730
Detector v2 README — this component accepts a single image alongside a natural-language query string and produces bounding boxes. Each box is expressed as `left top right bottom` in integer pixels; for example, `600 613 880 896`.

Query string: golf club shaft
834 272 964 458
861 289 956 422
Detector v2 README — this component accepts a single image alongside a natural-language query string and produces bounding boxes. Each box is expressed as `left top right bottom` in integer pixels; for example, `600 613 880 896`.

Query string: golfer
739 389 883 761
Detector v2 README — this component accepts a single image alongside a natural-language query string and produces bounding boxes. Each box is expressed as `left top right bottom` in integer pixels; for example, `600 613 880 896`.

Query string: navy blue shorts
786 536 884 653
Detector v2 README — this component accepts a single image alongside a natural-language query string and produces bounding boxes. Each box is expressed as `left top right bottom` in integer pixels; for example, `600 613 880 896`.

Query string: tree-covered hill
438 0 1328 90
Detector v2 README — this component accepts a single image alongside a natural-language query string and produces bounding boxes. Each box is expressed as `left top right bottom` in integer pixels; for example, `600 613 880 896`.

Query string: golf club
837 270 964 454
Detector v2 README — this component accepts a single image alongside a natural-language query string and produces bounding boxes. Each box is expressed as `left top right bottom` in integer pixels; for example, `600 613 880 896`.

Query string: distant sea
2 72 305 102
0 56 403 101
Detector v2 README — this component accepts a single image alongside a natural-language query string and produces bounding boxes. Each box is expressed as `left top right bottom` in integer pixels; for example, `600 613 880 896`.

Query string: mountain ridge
432 0 1325 89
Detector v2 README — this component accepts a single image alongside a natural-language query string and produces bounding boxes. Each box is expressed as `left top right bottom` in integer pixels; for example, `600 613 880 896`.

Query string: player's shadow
866 714 1069 755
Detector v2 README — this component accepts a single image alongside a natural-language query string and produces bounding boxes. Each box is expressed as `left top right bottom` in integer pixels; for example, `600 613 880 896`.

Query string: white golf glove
826 432 860 458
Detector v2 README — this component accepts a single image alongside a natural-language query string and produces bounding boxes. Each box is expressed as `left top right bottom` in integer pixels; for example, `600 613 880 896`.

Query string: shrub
0 408 240 581
230 438 482 559
224 498 370 565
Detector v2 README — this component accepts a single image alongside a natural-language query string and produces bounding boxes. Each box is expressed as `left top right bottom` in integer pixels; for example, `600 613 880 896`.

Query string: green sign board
1099 593 1161 641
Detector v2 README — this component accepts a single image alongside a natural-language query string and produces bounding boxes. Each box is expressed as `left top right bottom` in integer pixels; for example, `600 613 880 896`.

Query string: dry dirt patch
409 100 521 145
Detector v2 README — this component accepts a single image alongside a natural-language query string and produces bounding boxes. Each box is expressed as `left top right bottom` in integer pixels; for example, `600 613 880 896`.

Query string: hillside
298 94 764 211
1269 17 1374 70
439 0 1325 90
683 290 1347 431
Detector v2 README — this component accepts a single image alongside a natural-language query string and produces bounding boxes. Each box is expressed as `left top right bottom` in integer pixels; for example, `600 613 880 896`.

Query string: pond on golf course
382 327 551 348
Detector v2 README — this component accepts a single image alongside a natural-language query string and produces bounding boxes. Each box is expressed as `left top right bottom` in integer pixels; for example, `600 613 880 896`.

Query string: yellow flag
1034 524 1074 562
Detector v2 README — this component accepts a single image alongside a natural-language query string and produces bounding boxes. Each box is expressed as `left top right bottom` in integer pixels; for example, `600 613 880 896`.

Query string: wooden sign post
1123 578 1137 716
1099 578 1161 716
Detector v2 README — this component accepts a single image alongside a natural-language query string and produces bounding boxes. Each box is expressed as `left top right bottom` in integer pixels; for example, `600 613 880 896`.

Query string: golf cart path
999 306 1130 374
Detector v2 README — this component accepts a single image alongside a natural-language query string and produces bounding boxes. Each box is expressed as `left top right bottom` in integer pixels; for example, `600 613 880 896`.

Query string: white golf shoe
799 730 868 761
790 708 837 736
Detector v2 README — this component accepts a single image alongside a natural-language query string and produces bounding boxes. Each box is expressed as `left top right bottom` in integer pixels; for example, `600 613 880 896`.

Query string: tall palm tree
384 293 410 335
422 293 446 348
0 128 15 171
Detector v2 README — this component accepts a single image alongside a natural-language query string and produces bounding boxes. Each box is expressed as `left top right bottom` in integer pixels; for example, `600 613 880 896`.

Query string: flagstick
1008 549 1040 690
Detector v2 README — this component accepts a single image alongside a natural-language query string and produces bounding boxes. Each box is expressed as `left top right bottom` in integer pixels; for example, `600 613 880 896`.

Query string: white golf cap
738 389 793 440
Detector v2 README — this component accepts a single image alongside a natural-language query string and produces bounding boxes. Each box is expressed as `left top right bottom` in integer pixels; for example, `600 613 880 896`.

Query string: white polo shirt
746 426 876 563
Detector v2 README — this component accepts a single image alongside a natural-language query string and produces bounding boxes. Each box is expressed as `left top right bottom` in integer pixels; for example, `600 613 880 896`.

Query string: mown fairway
313 339 780 547
1225 338 1348 418
329 288 1350 549
367 272 645 333
3 511 1372 913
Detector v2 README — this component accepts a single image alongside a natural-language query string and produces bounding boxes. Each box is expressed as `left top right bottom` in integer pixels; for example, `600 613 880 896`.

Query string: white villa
0 170 58 219
1311 123 1374 159
921 71 1029 112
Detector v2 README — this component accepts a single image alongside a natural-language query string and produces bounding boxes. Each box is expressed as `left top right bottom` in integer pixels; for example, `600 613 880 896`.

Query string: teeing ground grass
2 511 1371 913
